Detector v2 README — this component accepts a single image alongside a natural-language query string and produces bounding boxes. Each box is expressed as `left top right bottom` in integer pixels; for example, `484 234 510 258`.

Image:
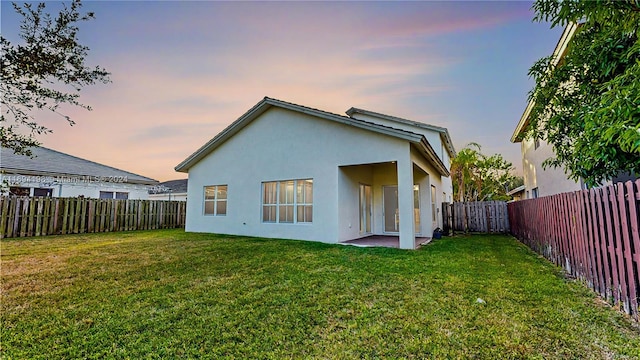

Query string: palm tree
450 143 482 202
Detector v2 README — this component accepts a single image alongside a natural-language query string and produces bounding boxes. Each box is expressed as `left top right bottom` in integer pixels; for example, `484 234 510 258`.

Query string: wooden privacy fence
443 201 510 233
508 180 640 320
0 197 187 238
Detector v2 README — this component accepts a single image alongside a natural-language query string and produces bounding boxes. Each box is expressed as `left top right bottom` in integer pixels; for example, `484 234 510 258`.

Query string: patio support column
397 156 415 249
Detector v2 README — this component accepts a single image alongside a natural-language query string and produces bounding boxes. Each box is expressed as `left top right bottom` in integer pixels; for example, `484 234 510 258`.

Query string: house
510 23 587 198
175 97 455 249
148 179 188 201
511 24 636 198
0 146 158 199
506 185 525 201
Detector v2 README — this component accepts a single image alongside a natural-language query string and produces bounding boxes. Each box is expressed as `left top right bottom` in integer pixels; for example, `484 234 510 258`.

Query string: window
99 191 113 199
100 191 129 200
297 179 313 223
263 182 277 222
33 188 53 197
279 180 294 223
262 179 313 223
9 187 30 196
534 138 540 150
532 187 539 199
204 185 227 216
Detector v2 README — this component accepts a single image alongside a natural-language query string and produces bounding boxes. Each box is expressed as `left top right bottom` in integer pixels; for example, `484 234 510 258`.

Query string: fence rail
0 196 187 238
508 180 640 321
443 201 509 233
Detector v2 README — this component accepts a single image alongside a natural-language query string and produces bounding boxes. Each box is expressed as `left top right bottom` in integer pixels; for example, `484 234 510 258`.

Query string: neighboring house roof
175 97 451 176
0 146 158 185
511 23 580 143
507 185 525 196
345 107 456 157
149 179 188 194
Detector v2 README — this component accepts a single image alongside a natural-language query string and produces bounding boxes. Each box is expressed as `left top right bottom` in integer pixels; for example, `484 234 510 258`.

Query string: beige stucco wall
521 137 583 198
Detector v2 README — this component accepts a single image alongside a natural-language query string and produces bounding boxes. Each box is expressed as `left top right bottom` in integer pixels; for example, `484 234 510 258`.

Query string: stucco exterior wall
521 138 583 198
185 107 413 244
410 146 449 230
337 164 374 242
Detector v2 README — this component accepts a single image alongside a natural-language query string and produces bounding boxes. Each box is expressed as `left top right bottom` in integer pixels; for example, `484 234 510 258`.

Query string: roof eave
175 98 273 172
416 138 450 177
511 100 534 143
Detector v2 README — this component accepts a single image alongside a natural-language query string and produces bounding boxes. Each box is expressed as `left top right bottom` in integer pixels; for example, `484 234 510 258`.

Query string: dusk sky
1 1 563 182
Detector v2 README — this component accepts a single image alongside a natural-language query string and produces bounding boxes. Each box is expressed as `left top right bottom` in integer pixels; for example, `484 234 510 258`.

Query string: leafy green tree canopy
526 0 640 187
1 0 110 156
450 143 521 202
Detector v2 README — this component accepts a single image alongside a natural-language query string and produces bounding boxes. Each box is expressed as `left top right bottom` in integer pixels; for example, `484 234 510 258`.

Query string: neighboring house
511 23 587 199
148 179 188 201
507 185 525 201
176 97 455 249
0 146 158 199
511 24 635 198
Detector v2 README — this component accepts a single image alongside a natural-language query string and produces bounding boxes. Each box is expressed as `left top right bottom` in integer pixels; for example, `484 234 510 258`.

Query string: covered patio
337 159 433 250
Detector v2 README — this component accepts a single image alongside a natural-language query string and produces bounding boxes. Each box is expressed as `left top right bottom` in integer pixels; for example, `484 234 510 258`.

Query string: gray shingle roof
149 179 188 194
1 146 158 185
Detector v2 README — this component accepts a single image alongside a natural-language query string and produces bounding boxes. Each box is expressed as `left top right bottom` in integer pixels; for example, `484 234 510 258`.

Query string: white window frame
204 185 227 216
99 191 129 200
262 179 313 224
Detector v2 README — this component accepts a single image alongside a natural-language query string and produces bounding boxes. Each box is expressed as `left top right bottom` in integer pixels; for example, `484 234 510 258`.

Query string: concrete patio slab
341 235 431 249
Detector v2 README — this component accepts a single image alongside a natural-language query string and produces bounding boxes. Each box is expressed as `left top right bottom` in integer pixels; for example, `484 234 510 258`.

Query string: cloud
12 1 542 181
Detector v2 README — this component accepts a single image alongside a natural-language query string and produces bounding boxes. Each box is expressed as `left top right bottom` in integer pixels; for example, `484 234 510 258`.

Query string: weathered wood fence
508 180 640 320
0 197 187 238
442 201 510 233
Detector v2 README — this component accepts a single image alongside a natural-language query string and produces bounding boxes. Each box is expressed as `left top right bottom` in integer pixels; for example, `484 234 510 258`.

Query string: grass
1 230 639 359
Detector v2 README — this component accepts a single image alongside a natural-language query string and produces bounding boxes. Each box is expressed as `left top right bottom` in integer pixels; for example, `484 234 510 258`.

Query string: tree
450 143 482 202
450 143 520 202
1 0 110 156
525 0 640 187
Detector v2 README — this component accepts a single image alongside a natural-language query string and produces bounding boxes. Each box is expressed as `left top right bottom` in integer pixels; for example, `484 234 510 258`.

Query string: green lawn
1 230 639 359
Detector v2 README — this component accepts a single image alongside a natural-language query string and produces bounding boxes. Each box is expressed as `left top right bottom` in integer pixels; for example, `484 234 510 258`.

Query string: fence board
445 201 509 233
0 198 8 239
0 197 186 239
509 180 640 321
602 186 621 304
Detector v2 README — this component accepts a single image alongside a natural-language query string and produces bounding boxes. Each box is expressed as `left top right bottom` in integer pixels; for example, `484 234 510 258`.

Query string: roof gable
0 146 158 185
175 97 450 176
